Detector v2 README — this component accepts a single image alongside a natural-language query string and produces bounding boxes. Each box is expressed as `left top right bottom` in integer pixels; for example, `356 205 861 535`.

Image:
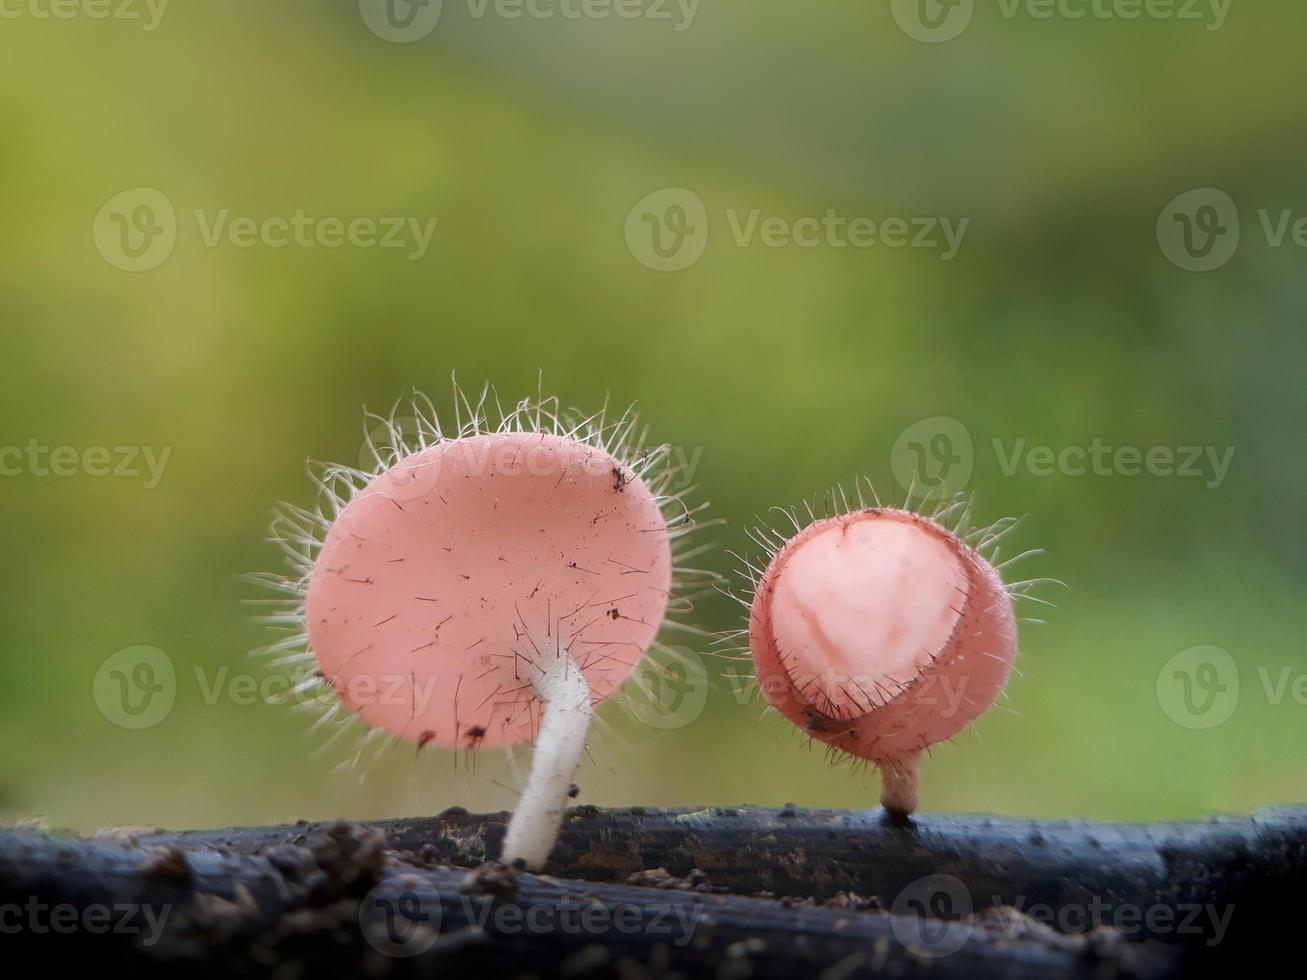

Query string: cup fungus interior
751 506 1017 767
766 513 967 720
305 431 672 748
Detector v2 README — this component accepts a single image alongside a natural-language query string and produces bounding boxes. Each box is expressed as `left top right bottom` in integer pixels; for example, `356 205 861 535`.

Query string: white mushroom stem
879 749 923 821
501 651 593 871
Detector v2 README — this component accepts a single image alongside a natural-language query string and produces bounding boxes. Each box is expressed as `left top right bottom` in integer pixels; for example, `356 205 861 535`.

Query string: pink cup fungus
739 488 1050 822
253 384 710 869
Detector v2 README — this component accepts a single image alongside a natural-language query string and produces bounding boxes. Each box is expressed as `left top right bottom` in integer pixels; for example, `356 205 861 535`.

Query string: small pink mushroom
746 499 1030 821
257 387 706 869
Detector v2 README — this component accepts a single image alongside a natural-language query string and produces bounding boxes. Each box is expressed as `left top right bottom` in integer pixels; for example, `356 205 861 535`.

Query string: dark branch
138 804 1306 933
1 805 1301 978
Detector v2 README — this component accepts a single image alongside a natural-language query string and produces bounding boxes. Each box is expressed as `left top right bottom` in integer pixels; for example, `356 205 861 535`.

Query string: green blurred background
1 1 1303 833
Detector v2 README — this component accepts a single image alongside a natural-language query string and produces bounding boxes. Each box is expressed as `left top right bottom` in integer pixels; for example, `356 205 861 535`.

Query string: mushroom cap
748 508 1016 763
305 431 672 748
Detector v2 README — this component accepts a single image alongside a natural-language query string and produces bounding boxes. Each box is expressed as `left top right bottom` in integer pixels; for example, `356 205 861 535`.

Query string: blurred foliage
0 1 1303 831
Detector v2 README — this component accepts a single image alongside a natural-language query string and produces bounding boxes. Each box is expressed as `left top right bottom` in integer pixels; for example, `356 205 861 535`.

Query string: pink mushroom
741 490 1046 821
254 385 708 869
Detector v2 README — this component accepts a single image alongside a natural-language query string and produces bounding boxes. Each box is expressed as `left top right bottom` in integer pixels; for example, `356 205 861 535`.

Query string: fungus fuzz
254 384 707 869
741 489 1045 822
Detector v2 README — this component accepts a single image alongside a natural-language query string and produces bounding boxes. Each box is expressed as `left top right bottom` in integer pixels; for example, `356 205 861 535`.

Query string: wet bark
1 805 1301 978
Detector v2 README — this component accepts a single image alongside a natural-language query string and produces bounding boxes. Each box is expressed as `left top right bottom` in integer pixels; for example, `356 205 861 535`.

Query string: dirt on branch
1 805 1302 978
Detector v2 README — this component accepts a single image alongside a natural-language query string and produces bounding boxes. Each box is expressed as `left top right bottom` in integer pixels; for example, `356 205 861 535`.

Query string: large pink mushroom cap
305 430 673 749
749 508 1017 770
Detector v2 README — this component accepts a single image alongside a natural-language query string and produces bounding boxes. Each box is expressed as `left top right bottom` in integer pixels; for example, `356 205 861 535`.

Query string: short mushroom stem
879 750 923 824
501 652 593 871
